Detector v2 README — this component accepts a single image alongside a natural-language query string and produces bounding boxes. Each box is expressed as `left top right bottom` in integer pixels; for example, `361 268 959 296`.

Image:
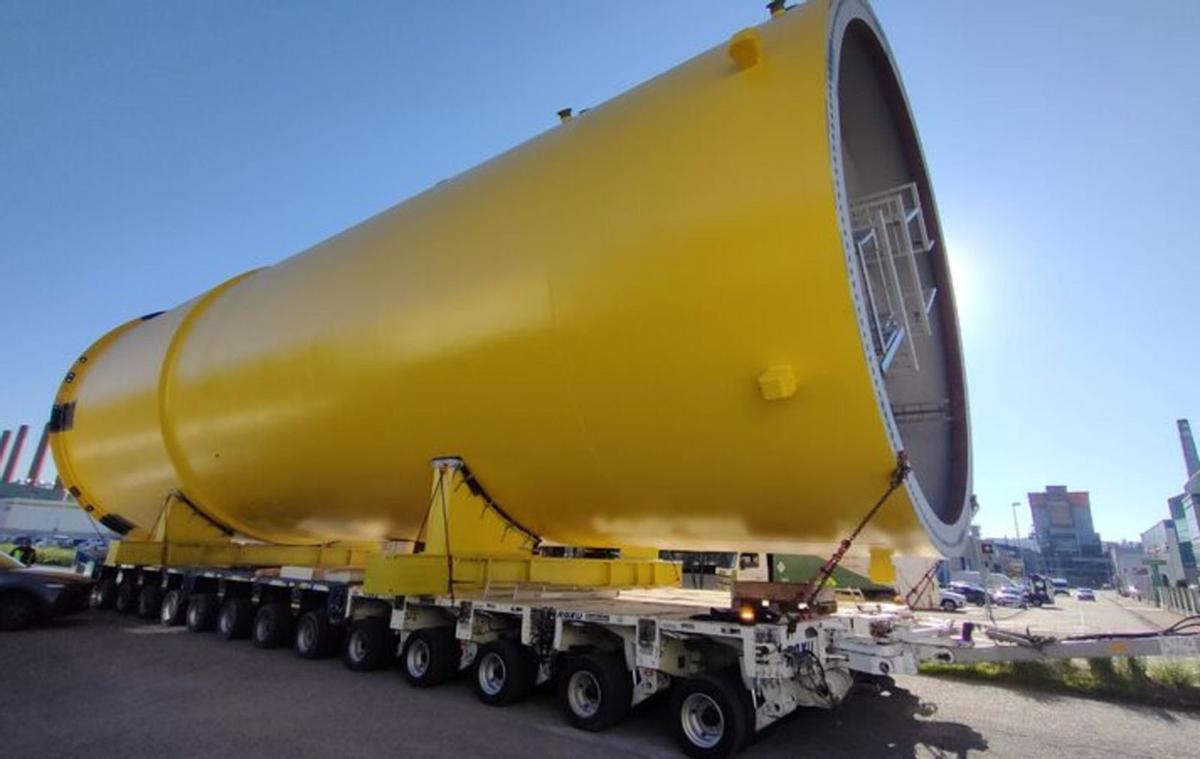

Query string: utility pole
980 541 995 622
1012 502 1028 577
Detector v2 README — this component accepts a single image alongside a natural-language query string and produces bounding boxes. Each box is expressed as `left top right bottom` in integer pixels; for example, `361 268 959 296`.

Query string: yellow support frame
364 459 680 596
105 459 682 595
106 540 378 570
363 552 681 597
105 490 380 568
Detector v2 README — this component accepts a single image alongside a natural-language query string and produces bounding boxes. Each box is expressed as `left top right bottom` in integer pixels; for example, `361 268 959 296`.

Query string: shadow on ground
742 684 988 757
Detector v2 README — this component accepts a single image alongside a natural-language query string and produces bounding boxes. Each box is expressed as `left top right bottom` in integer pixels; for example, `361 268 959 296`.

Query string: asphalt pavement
1 596 1197 758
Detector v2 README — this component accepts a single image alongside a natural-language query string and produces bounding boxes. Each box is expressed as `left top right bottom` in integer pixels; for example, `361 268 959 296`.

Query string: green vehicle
724 552 895 600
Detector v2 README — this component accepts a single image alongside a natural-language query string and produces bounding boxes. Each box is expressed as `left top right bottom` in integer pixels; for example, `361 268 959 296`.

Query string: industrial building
1168 419 1200 565
1130 420 1200 590
1167 495 1198 579
942 524 986 575
0 494 111 541
1028 486 1111 587
0 421 111 540
1108 541 1151 597
1141 519 1194 587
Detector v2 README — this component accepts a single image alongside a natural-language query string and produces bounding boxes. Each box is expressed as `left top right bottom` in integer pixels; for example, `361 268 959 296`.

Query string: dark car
947 582 988 605
0 551 94 630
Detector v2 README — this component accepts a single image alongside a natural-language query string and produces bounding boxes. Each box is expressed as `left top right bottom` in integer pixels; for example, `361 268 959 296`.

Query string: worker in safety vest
11 537 37 566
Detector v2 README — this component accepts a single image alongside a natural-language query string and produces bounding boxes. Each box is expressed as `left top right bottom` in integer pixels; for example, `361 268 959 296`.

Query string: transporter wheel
344 618 393 672
114 581 139 615
90 579 116 610
217 598 254 640
0 593 40 631
186 593 219 632
137 585 163 620
295 611 340 659
400 627 459 687
557 651 632 732
670 672 754 759
159 589 187 626
473 639 537 707
940 599 958 612
252 603 295 649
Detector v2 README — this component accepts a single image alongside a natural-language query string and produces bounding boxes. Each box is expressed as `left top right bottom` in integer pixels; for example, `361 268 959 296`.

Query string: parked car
0 550 94 630
947 581 988 605
991 587 1028 608
936 588 967 611
1075 588 1096 601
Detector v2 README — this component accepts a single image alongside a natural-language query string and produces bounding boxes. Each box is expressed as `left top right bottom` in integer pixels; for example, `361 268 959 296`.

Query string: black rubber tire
670 672 754 759
114 581 139 615
0 593 40 631
252 603 295 649
159 589 187 626
557 651 633 731
217 598 254 640
343 618 393 672
473 639 537 706
400 627 459 687
90 579 116 610
186 593 219 632
137 585 163 620
940 599 957 612
294 610 340 659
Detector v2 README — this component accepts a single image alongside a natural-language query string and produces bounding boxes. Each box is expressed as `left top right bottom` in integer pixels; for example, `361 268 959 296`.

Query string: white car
936 588 967 611
991 588 1028 608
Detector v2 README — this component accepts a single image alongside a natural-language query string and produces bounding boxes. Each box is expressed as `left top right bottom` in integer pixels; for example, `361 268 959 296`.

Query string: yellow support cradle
106 459 681 597
363 459 681 596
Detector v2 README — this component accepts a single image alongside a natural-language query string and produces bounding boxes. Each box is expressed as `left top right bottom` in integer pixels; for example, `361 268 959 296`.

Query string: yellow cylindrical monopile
51 0 971 557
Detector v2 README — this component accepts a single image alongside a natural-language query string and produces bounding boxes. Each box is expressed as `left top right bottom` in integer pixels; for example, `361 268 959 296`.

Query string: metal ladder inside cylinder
850 182 938 375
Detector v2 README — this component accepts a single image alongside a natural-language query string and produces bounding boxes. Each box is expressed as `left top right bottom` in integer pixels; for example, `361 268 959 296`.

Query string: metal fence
1155 585 1200 615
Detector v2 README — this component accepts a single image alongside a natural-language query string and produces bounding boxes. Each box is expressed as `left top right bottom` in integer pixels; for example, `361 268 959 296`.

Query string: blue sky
1 1 1197 543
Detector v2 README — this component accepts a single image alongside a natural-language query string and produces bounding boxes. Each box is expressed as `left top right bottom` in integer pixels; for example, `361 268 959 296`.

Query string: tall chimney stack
1178 419 1200 478
0 430 10 470
25 423 51 485
1 424 29 483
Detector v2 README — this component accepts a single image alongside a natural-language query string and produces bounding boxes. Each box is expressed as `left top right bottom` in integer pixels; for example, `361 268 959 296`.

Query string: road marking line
125 626 189 635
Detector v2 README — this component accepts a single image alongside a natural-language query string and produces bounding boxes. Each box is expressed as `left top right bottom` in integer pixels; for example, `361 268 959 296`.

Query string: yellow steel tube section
153 268 290 543
50 0 971 558
50 315 152 539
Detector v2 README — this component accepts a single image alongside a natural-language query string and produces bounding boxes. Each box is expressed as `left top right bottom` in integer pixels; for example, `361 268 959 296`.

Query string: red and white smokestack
1 424 29 483
26 423 51 485
0 430 11 470
1178 419 1200 479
